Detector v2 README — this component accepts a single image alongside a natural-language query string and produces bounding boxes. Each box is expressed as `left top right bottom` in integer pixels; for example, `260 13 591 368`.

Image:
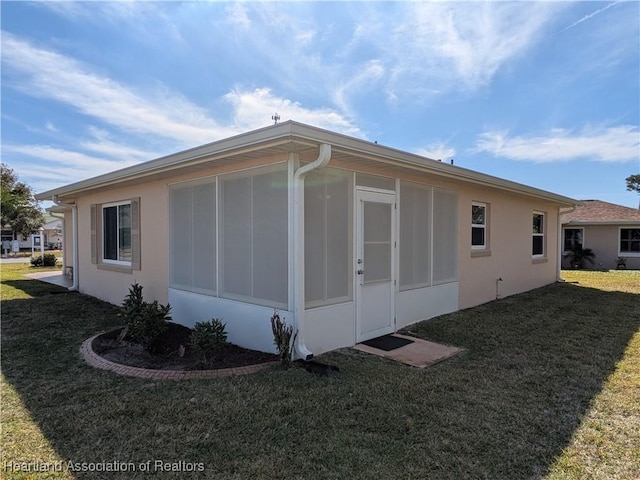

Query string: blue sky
2 1 639 207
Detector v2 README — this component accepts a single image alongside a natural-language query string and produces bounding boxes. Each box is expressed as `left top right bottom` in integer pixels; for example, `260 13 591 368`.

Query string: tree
1 163 45 238
626 174 640 194
627 174 640 209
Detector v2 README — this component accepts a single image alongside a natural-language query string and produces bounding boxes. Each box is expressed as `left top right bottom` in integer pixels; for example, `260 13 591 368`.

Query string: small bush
119 283 172 353
190 318 228 367
270 310 297 368
30 253 57 267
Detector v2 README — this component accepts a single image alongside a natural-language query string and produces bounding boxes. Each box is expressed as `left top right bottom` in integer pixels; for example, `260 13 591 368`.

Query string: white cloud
414 142 456 162
475 125 640 163
2 32 229 147
225 3 252 29
332 60 385 114
3 144 136 172
1 32 361 151
346 2 563 101
2 144 140 192
224 87 364 138
562 1 621 31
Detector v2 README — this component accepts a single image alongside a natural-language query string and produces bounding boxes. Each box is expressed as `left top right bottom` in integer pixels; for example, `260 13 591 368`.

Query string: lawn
1 264 638 479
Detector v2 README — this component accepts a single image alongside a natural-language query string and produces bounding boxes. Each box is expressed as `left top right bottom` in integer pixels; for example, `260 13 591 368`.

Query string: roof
36 120 578 207
562 199 640 225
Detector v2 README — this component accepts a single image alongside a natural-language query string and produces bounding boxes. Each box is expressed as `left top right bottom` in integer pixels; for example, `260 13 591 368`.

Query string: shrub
119 283 172 353
270 310 297 368
190 318 228 367
30 253 57 267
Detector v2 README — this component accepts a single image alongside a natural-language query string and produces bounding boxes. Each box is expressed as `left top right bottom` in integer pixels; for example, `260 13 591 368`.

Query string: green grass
1 264 638 479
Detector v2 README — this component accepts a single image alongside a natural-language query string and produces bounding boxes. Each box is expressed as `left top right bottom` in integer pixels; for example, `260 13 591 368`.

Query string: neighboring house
36 121 578 357
0 215 63 251
561 200 640 270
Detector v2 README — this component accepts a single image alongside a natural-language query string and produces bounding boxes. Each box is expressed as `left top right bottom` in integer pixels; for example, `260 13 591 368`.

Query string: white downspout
52 196 79 291
557 205 578 282
293 143 332 360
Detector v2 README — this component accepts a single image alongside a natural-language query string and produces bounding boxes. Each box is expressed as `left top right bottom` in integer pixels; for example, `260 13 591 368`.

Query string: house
561 200 640 270
0 215 63 252
36 121 578 357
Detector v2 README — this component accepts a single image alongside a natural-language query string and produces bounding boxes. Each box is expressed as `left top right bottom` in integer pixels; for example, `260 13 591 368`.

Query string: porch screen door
356 190 396 342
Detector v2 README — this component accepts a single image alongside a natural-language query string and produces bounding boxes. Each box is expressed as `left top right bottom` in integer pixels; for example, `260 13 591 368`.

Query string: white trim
471 201 487 250
355 189 397 343
101 201 132 266
618 225 640 257
532 211 546 258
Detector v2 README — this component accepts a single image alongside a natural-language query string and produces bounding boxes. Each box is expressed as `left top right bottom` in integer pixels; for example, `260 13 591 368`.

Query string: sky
1 1 639 208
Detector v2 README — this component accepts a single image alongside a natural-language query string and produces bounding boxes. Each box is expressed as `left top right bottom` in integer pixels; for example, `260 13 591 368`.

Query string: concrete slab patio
24 270 73 289
354 333 462 368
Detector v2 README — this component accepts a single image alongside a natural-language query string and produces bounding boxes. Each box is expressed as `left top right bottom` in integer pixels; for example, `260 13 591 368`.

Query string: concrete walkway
24 270 73 288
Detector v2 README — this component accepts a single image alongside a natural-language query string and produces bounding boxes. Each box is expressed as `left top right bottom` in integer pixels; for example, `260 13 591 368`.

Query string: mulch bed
92 322 278 371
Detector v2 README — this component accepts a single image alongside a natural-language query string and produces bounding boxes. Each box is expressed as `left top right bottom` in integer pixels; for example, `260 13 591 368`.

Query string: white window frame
471 202 487 250
532 211 545 258
563 227 584 253
619 226 640 257
102 200 132 266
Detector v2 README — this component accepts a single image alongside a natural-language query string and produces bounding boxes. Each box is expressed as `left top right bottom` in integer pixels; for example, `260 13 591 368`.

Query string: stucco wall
76 180 170 306
457 187 560 309
562 224 640 270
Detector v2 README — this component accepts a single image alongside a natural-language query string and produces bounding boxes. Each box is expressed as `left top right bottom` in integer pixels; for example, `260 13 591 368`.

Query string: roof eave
35 120 579 207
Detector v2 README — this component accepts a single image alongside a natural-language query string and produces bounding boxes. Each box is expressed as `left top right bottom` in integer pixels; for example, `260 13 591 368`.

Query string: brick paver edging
80 333 279 380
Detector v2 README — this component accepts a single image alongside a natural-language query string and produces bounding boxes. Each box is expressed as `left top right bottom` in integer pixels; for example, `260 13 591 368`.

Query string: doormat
361 334 414 351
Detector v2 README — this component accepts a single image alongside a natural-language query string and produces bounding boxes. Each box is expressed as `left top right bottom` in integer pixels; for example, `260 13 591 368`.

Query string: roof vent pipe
52 195 79 291
292 143 332 360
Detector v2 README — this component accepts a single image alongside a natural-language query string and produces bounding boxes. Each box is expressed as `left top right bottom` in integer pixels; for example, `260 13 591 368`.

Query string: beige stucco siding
563 224 640 270
76 180 170 305
457 187 560 309
70 156 562 319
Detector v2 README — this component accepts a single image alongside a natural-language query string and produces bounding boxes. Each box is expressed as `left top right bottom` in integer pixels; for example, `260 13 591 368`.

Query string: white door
356 190 396 343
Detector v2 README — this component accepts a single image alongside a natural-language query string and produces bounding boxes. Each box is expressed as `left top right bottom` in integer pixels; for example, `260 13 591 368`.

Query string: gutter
557 204 578 282
292 143 332 360
52 196 79 291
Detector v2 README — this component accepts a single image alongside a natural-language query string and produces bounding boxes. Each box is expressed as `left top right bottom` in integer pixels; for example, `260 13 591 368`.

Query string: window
103 202 132 264
620 228 640 254
399 182 431 290
563 228 583 252
91 198 140 271
532 212 545 256
471 202 487 249
305 169 352 307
